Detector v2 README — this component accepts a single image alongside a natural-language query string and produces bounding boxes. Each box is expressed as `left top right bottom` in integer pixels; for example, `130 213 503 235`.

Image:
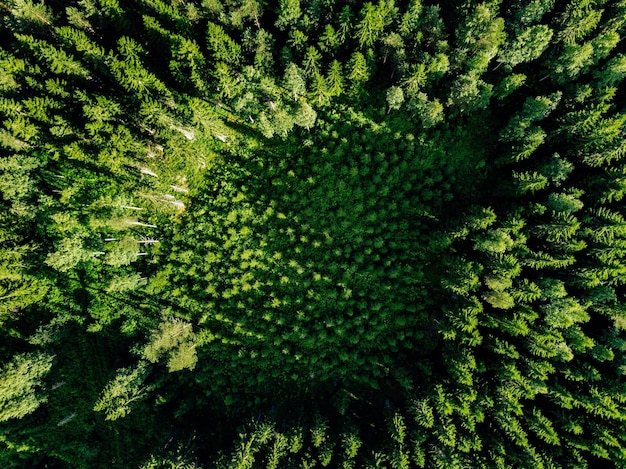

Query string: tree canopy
1 0 626 467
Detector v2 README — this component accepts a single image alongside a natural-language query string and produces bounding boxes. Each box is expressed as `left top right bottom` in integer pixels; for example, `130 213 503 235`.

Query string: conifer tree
0 352 53 422
2 0 626 467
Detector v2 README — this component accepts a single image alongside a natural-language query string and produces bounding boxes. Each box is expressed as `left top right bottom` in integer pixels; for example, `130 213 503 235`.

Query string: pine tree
7 0 53 30
326 60 344 97
275 0 301 30
497 24 553 69
45 235 102 272
386 86 404 112
354 1 397 49
294 101 317 130
0 352 53 422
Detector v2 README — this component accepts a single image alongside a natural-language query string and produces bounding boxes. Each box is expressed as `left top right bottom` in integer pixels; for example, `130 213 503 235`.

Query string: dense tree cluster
1 0 626 467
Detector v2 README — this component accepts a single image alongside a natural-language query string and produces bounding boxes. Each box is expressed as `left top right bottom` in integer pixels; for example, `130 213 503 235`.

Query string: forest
1 0 626 467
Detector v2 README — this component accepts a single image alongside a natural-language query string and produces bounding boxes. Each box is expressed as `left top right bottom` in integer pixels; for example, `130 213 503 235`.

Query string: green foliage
386 86 405 112
493 73 525 99
2 1 626 468
483 290 515 310
498 24 553 68
354 1 397 48
293 101 317 130
104 236 140 267
93 362 150 420
407 92 444 128
447 72 493 114
0 352 53 422
7 0 53 29
44 235 100 272
143 317 197 372
207 23 241 65
474 230 514 255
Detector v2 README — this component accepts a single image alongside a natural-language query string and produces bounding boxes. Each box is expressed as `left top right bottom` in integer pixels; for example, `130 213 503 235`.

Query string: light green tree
498 25 553 69
595 54 626 88
93 361 150 420
448 73 492 114
0 271 48 325
45 235 102 272
319 25 340 51
0 352 53 422
454 3 505 73
347 51 369 87
483 290 515 310
354 1 396 48
206 22 241 65
143 316 198 372
294 101 317 130
8 0 53 29
494 73 526 99
106 273 146 293
105 236 141 267
474 229 514 255
326 60 344 97
283 63 306 100
302 46 321 76
408 92 444 128
550 42 594 84
275 0 301 30
385 86 404 112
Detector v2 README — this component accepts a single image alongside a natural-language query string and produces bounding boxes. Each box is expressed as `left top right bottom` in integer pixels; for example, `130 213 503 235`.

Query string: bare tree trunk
126 221 157 228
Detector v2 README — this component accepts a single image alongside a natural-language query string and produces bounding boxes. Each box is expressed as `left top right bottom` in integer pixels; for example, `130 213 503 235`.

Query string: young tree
302 46 321 76
511 0 555 26
143 316 198 372
0 352 53 422
319 25 340 51
326 60 344 97
294 101 317 130
93 361 151 420
106 273 147 293
0 242 49 323
498 25 553 69
407 92 444 128
557 2 603 45
213 62 243 100
512 171 548 195
271 107 295 137
354 1 397 48
283 63 306 100
309 71 331 106
45 235 102 272
594 54 626 88
386 86 404 112
548 42 594 84
447 72 493 114
275 0 301 30
347 51 369 88
493 73 526 100
7 0 53 30
453 3 505 74
105 236 141 267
